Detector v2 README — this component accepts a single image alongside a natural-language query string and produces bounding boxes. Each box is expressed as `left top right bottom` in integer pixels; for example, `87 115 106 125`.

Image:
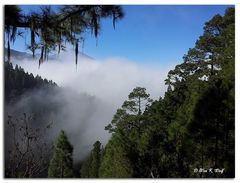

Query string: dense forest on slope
4 7 234 178
5 62 57 102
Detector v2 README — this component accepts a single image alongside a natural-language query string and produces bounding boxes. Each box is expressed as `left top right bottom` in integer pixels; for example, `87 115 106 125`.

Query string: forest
4 6 234 178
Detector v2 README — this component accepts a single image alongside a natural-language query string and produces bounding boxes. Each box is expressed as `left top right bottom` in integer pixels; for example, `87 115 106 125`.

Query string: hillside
4 61 57 103
4 48 94 62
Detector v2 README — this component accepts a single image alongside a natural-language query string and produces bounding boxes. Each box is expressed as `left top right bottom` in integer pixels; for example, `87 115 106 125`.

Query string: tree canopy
100 7 235 178
48 130 74 178
4 5 124 67
80 141 103 178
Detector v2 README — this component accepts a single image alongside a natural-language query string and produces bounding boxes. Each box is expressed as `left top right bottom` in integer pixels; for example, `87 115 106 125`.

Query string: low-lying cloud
9 52 171 161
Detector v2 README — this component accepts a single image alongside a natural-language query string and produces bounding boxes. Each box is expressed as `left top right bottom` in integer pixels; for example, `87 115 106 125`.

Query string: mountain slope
4 61 57 102
4 48 94 61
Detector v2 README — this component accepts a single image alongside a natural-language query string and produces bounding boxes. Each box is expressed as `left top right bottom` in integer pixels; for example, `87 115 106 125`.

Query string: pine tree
80 141 102 178
103 87 152 177
99 136 133 178
89 141 102 177
48 130 73 178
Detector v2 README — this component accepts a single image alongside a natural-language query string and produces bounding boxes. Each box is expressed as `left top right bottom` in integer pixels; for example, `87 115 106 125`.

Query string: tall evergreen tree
80 141 102 178
89 141 102 178
103 87 153 177
48 130 73 178
99 136 133 178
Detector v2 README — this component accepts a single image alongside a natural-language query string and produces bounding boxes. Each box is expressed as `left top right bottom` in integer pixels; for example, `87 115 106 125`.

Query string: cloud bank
14 52 170 103
9 52 171 161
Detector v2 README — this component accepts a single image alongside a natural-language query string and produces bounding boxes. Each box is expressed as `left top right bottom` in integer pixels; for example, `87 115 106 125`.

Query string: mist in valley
7 52 170 161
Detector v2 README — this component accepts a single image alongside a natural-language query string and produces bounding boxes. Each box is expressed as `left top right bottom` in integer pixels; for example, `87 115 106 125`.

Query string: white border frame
0 1 239 182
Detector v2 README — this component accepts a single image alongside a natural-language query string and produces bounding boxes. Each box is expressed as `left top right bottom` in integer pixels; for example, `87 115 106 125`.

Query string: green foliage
103 87 153 177
100 7 235 178
80 141 102 178
161 7 234 178
99 136 133 178
105 86 152 135
48 130 73 178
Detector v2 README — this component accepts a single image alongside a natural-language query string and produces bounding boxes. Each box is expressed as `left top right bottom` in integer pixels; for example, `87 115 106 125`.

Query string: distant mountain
81 52 94 60
4 48 94 61
4 48 33 60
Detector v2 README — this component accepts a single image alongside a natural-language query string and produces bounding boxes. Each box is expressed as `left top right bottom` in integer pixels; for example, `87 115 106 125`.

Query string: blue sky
10 5 233 66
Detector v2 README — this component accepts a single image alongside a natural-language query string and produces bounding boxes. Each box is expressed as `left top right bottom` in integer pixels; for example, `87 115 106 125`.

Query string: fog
5 86 113 161
8 52 171 161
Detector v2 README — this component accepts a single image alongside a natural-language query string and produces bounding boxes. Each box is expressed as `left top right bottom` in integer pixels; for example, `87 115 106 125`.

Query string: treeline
5 62 57 102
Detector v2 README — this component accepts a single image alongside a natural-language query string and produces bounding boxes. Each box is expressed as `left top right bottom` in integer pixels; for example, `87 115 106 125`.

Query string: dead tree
5 113 53 178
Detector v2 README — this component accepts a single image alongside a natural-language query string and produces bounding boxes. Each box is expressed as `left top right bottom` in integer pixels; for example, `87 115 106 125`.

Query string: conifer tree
99 136 133 178
48 130 73 178
80 141 102 178
89 141 102 178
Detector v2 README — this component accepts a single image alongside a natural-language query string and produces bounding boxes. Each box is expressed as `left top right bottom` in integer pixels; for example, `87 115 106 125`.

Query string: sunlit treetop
4 5 124 68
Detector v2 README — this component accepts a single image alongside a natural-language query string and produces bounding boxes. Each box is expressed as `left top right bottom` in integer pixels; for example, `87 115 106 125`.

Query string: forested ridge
4 7 234 178
5 62 57 103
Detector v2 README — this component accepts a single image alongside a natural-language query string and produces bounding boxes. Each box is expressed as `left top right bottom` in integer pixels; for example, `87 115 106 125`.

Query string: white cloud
14 52 170 106
10 52 171 160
